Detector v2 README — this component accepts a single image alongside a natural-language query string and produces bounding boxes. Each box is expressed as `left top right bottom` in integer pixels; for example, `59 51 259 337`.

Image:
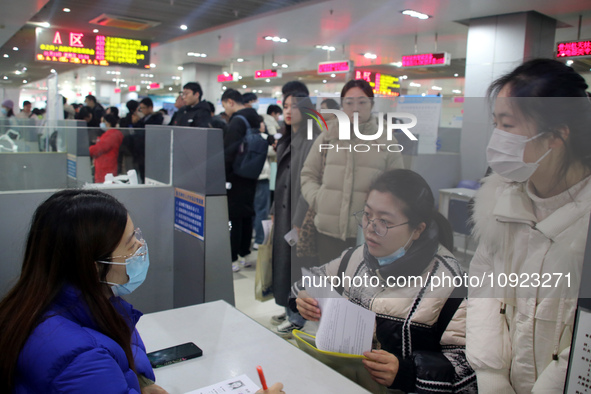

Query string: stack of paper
302 268 376 355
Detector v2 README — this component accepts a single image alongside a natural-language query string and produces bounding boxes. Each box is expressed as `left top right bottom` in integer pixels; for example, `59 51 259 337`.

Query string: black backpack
232 115 268 180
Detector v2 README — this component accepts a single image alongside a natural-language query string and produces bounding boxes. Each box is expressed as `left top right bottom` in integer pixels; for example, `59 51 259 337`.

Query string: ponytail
433 211 454 251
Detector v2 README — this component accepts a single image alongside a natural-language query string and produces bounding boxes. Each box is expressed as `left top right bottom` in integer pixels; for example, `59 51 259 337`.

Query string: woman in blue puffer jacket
0 189 167 393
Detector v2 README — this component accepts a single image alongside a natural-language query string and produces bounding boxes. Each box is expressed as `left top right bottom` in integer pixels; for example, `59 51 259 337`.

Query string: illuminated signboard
217 73 234 82
149 83 161 89
318 60 352 74
35 28 150 68
557 40 591 58
355 70 400 96
401 52 450 67
254 69 282 79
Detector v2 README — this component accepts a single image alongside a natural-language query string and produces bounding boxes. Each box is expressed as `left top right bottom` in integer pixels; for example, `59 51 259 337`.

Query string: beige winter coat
466 173 591 394
300 116 404 240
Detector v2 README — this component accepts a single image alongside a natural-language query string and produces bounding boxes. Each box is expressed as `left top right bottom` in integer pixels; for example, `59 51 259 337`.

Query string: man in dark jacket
84 95 105 128
130 98 164 182
172 82 212 127
136 98 163 127
222 89 265 272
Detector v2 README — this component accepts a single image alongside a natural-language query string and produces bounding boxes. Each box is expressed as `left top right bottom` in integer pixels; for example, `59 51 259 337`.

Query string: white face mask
486 128 552 182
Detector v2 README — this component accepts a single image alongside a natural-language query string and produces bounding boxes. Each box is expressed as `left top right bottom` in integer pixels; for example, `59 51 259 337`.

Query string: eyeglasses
342 97 372 107
102 228 146 261
353 211 408 237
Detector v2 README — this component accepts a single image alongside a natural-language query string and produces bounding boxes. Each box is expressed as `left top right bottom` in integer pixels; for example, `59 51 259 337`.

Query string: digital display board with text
35 28 150 68
355 70 400 96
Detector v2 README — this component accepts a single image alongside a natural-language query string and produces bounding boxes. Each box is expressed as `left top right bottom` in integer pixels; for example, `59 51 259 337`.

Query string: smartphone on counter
147 342 203 368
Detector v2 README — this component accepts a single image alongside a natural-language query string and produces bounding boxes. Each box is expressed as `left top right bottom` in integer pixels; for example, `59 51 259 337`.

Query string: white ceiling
15 0 591 99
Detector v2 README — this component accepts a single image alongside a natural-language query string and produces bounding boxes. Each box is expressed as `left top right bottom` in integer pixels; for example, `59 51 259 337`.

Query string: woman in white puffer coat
466 59 591 393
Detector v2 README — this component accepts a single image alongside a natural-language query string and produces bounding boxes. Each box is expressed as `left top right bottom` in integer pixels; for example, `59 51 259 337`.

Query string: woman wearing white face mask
467 59 591 393
292 170 477 393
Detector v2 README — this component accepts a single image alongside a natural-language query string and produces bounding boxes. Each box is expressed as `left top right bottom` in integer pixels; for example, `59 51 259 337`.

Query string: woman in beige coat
300 79 404 264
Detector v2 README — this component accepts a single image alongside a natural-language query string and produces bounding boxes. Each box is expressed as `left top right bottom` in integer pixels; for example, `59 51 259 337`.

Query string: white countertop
137 300 370 394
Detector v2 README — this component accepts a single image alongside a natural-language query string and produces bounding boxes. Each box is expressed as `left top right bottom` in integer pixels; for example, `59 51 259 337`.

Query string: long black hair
283 91 321 136
369 169 454 250
0 189 136 390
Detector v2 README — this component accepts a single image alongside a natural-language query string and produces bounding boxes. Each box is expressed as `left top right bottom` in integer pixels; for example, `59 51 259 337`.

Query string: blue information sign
67 154 77 178
174 188 205 240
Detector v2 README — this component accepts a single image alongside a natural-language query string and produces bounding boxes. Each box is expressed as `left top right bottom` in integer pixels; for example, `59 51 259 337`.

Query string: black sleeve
389 350 455 392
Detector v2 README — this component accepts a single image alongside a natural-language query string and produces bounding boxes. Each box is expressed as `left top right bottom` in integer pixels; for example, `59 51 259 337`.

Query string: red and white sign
149 83 161 89
114 88 121 93
557 40 591 58
129 85 138 92
254 69 281 79
217 73 234 82
401 52 451 67
318 60 352 74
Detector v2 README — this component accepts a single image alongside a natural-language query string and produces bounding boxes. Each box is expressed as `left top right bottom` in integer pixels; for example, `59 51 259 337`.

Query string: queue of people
0 58 590 394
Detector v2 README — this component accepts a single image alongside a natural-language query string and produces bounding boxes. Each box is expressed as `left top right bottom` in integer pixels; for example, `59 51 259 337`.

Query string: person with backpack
293 169 477 393
222 89 270 272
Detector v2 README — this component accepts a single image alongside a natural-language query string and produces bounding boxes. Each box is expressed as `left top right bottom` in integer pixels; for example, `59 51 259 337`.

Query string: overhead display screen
556 40 591 58
354 70 400 96
35 28 150 68
318 60 352 74
401 52 450 67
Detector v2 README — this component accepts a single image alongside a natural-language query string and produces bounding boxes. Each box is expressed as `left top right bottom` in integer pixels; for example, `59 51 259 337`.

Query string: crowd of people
0 58 590 393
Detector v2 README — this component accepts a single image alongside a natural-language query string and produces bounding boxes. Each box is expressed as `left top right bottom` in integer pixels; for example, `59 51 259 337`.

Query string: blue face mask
251 102 260 111
376 232 414 266
99 122 107 130
1 108 7 116
99 243 150 296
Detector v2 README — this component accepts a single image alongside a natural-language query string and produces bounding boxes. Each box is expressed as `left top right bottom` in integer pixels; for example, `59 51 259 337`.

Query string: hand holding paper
300 268 376 356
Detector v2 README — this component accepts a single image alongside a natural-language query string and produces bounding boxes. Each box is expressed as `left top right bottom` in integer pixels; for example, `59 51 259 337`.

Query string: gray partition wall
0 120 93 191
0 186 174 313
0 125 234 313
63 120 93 187
145 125 234 308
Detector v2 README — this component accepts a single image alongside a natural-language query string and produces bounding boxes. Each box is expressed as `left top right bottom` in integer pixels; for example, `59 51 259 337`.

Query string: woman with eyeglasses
0 189 285 394
292 169 477 393
300 79 404 265
0 189 170 393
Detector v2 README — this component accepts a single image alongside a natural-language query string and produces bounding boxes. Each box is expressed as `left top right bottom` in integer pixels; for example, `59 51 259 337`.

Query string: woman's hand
362 349 399 387
255 382 284 393
141 383 169 394
296 290 321 321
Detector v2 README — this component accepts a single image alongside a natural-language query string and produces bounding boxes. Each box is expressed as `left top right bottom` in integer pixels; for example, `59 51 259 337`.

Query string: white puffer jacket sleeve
466 243 516 394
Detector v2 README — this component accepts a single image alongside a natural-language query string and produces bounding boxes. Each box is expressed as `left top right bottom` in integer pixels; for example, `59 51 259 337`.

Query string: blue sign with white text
174 188 205 240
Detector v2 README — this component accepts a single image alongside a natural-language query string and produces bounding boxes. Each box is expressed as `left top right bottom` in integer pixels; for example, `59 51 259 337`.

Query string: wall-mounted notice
67 154 77 178
174 188 205 240
566 308 591 393
396 96 442 154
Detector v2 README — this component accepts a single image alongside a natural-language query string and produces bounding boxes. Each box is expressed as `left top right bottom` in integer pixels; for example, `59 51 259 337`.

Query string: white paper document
284 228 299 246
301 268 376 355
184 374 260 394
